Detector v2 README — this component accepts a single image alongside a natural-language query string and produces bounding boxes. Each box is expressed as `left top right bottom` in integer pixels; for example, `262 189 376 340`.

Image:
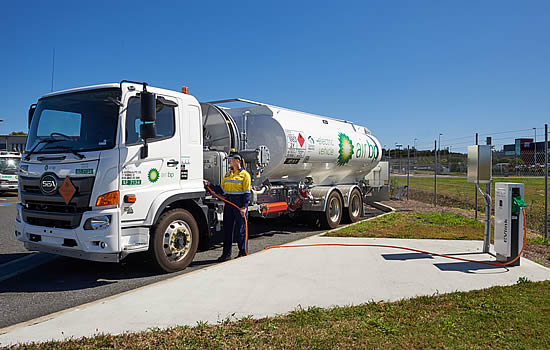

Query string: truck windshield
0 158 20 174
26 88 121 153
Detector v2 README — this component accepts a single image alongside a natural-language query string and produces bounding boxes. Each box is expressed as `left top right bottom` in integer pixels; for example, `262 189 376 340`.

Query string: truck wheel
150 209 199 273
342 189 363 223
320 191 343 229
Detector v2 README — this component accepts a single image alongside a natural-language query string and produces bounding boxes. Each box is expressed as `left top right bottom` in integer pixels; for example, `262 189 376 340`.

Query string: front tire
320 191 343 229
150 209 199 273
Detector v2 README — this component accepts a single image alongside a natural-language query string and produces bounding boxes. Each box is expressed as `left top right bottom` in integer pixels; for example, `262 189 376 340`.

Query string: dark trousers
222 203 248 256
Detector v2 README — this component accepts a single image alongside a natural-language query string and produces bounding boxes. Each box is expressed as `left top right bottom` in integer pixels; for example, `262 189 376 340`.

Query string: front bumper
0 183 18 191
15 204 122 263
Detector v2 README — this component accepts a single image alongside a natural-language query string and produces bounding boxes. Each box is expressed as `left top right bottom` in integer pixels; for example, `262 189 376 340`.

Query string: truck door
179 104 203 191
119 94 181 223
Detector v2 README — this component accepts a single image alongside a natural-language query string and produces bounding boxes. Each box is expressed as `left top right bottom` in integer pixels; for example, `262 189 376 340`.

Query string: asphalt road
0 201 383 329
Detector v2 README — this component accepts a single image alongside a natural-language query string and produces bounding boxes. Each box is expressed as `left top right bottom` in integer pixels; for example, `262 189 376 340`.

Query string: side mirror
28 104 37 128
139 122 156 159
140 123 156 140
140 91 156 122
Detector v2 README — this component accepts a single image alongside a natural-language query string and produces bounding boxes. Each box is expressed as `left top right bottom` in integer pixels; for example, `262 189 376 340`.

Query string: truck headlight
84 215 111 230
16 210 21 223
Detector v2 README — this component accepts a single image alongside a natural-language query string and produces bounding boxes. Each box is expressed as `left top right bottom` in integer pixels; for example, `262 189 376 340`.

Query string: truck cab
17 82 208 272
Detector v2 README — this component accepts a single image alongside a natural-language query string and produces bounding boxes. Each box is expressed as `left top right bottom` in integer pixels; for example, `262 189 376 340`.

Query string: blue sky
1 0 548 152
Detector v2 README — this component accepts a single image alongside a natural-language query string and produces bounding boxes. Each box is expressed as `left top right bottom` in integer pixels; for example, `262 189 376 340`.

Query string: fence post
545 123 548 240
434 140 437 207
475 133 478 220
407 145 410 200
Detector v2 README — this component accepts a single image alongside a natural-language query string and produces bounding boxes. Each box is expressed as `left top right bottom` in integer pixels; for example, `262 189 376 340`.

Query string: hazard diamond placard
59 177 77 205
298 133 305 147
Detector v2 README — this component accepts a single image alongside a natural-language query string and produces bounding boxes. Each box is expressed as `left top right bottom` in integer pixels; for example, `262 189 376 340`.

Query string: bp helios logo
337 133 354 166
148 168 159 183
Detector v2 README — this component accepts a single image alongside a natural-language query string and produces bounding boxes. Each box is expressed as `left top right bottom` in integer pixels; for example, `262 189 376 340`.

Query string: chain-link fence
386 129 549 239
494 150 546 177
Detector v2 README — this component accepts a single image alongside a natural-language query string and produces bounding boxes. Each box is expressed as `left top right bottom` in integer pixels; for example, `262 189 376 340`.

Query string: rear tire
150 209 199 273
342 189 363 223
319 191 343 229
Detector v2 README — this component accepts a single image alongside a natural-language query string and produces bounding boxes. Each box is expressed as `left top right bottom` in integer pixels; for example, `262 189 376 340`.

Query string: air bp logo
337 133 354 166
148 168 159 183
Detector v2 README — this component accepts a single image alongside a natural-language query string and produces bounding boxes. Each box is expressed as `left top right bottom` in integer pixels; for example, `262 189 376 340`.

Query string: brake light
96 191 119 206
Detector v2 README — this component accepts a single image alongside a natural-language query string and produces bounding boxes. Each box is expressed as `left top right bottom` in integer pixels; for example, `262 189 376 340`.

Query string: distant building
0 135 27 152
502 138 548 155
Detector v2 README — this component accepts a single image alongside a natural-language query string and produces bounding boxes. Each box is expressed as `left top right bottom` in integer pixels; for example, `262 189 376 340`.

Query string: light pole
0 120 4 151
413 138 418 164
438 133 443 174
534 127 537 167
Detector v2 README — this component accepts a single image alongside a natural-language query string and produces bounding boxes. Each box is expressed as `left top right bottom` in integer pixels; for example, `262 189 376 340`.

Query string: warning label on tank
285 130 306 159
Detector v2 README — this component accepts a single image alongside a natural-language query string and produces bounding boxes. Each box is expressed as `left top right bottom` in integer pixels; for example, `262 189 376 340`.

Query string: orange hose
263 209 528 267
207 185 248 255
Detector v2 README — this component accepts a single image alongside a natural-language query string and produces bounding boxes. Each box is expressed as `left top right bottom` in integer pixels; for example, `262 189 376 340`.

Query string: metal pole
407 145 410 200
434 140 437 207
484 136 492 253
545 124 548 240
475 133 478 220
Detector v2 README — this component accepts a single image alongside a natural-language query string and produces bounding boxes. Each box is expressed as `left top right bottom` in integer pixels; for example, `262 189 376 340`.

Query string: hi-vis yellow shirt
221 168 251 195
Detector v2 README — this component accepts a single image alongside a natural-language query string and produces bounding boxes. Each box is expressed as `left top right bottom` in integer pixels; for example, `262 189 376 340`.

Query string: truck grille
20 176 95 229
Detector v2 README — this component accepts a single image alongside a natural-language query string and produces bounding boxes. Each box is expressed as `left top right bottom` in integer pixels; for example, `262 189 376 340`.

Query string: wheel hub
163 221 192 262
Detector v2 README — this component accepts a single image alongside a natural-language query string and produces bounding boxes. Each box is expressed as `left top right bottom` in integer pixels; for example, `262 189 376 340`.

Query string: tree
9 131 27 136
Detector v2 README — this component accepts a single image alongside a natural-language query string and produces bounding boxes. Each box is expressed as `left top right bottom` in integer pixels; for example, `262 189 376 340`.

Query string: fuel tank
202 101 382 186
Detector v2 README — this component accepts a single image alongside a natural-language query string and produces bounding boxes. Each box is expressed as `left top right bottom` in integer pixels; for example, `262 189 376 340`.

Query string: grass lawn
7 281 549 349
327 212 484 240
393 176 547 234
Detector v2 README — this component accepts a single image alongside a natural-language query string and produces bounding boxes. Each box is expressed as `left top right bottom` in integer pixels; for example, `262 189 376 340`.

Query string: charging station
494 183 526 266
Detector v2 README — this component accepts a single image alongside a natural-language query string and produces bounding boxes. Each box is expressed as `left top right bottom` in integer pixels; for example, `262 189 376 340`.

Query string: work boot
237 251 247 258
217 255 232 262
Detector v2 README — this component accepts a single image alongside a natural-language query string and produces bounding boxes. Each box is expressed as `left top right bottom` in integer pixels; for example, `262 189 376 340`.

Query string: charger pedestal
494 183 525 266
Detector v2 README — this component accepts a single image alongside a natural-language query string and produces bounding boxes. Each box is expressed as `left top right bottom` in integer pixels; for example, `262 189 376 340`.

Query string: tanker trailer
201 99 382 228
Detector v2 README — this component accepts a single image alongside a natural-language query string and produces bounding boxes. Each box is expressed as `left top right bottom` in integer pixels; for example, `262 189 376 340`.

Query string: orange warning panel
59 177 76 204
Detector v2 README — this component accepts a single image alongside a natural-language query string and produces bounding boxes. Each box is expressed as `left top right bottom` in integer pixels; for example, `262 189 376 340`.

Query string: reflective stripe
224 179 243 184
224 190 251 194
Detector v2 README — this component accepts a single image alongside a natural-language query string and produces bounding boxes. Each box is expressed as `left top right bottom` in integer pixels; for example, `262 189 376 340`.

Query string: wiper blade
44 145 86 160
24 139 64 161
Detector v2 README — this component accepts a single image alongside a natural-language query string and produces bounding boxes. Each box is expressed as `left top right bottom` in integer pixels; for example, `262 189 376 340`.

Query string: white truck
15 81 382 272
0 152 21 193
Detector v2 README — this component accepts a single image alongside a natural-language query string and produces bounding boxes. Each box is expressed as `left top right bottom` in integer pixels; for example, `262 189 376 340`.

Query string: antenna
51 48 55 92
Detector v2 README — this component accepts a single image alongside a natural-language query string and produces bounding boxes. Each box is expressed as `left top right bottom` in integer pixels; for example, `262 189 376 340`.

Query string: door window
125 97 176 145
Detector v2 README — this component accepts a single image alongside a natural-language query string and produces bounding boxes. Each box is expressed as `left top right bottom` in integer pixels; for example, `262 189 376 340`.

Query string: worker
205 153 251 262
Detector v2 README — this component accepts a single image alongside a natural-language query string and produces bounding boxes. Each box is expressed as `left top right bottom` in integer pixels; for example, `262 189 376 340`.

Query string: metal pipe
475 133 478 220
241 111 250 150
434 140 437 207
477 184 492 253
407 145 410 200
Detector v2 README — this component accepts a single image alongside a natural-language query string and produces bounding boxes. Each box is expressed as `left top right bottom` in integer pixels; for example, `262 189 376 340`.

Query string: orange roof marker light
181 86 189 94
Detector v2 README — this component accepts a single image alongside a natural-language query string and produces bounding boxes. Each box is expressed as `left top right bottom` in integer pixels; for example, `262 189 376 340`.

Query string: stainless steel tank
202 100 382 186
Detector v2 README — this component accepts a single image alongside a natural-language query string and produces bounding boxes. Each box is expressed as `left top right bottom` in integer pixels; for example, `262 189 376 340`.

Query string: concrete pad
1 236 549 346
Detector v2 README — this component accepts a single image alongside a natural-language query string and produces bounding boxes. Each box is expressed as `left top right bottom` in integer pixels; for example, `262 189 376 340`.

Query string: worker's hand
240 207 247 217
203 179 210 187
